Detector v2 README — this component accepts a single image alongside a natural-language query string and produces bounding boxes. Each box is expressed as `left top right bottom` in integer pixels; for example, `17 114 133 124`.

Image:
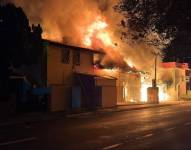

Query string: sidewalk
0 100 186 127
87 100 182 115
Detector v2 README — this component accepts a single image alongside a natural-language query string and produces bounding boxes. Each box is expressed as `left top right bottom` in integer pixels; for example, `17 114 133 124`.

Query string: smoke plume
7 0 163 75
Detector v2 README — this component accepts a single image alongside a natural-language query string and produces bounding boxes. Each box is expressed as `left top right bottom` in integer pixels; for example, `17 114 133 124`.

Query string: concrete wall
159 67 186 100
101 86 117 108
49 85 71 112
47 44 96 111
47 45 73 85
47 45 95 85
117 72 141 104
95 78 117 108
74 51 94 74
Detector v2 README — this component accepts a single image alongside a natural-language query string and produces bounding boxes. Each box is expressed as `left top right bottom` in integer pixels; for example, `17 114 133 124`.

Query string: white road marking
142 133 154 138
184 122 191 126
0 137 37 146
166 127 176 132
102 143 123 150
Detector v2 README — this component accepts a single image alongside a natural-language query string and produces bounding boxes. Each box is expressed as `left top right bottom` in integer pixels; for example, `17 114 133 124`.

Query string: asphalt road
1 102 191 150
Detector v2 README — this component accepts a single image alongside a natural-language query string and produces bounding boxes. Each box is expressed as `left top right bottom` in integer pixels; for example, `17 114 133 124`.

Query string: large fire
140 75 169 103
83 16 115 48
86 17 169 103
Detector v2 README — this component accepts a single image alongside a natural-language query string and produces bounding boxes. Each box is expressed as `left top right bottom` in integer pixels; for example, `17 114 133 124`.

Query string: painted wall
47 44 95 85
47 43 97 111
74 51 94 74
50 85 71 111
117 72 141 104
159 63 187 100
95 78 117 108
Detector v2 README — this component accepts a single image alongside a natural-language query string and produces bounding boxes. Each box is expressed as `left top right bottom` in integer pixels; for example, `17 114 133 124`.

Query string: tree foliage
0 3 43 98
115 0 191 61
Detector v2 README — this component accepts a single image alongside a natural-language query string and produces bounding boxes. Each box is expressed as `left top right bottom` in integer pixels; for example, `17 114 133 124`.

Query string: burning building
45 40 119 111
6 0 190 112
159 62 190 101
44 39 143 111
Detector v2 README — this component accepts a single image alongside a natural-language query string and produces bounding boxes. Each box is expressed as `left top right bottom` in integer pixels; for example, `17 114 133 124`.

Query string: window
61 48 70 64
73 51 80 65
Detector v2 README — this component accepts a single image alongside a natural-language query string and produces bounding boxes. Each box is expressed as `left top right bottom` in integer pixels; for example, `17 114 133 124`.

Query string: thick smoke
8 0 162 75
8 0 117 44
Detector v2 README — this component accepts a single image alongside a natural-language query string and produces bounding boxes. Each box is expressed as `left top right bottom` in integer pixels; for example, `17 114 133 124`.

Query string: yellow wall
47 45 95 85
50 85 71 111
47 45 74 85
102 86 117 108
47 44 96 111
117 72 141 103
74 51 94 74
95 78 117 108
159 67 186 100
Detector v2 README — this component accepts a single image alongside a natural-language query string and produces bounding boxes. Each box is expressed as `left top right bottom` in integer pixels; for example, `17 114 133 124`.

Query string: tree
0 3 43 99
115 0 191 61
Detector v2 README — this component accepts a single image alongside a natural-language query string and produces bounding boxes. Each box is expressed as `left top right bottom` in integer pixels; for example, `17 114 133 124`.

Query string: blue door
72 86 81 108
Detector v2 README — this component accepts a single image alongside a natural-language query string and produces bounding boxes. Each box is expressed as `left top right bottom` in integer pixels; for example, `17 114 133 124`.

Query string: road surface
1 102 191 150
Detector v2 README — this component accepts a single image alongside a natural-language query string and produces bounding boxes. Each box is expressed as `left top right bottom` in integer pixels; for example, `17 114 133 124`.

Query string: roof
74 72 117 80
160 62 189 69
43 39 105 54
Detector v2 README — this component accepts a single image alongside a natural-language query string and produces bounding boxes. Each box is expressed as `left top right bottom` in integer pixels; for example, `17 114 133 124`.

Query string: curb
0 102 183 126
67 103 180 118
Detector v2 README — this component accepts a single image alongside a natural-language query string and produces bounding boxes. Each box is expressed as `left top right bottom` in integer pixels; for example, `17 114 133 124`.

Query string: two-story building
44 40 118 111
159 62 189 100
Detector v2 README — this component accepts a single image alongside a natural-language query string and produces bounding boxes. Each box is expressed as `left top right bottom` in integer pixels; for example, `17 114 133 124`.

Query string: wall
50 85 71 111
74 51 94 74
159 66 187 100
47 43 98 111
102 86 117 108
117 72 141 104
95 78 117 108
47 44 73 85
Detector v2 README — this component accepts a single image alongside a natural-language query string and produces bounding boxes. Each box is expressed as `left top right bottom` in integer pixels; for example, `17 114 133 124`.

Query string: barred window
73 51 80 65
61 48 70 64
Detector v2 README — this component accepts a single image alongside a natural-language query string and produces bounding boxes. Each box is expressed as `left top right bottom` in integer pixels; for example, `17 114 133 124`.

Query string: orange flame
83 16 114 49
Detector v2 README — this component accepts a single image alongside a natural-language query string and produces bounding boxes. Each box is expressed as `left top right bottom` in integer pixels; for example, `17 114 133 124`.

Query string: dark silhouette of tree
0 3 43 100
115 0 191 62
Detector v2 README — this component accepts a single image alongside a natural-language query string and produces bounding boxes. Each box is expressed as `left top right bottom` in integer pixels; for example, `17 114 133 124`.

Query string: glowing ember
83 17 114 48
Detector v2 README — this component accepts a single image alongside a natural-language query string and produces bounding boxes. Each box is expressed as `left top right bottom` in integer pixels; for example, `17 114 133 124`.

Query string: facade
44 40 117 111
94 69 141 104
159 62 190 100
116 72 141 104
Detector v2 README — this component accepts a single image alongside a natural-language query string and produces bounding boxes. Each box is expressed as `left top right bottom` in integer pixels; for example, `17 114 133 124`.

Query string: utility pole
147 51 161 104
152 52 161 88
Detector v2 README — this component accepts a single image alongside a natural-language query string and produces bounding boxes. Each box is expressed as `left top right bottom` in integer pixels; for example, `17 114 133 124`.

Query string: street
1 102 191 150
